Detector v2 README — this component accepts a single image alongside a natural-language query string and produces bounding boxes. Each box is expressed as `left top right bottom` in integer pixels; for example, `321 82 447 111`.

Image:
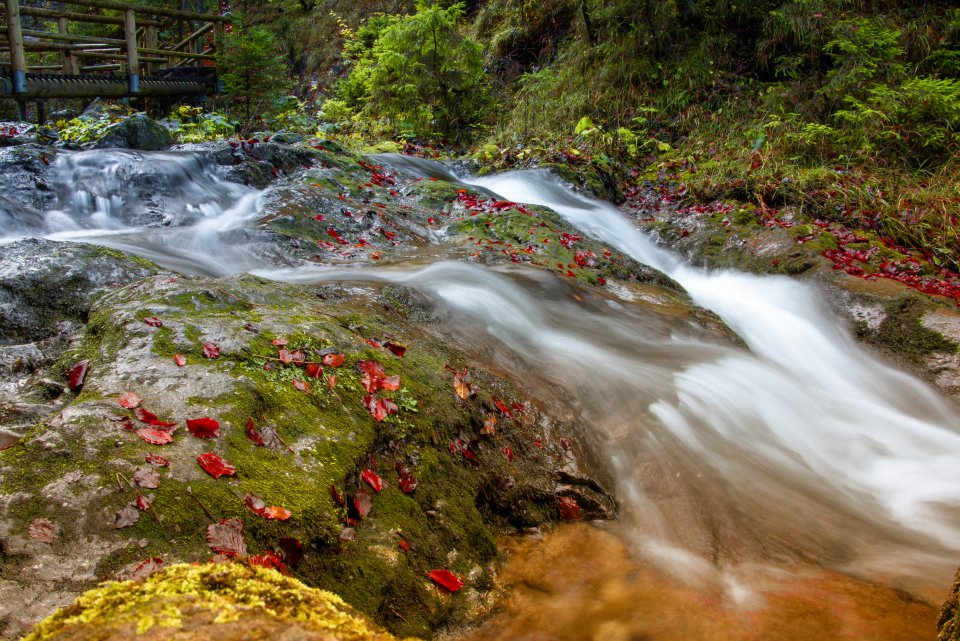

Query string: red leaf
197 452 236 479
384 341 407 358
249 550 288 574
398 539 412 551
501 446 513 461
493 396 513 418
119 392 142 409
263 506 292 520
145 453 169 466
245 492 267 514
481 414 497 435
137 429 173 445
381 375 401 391
246 418 265 446
144 317 163 328
67 360 89 391
272 338 289 346
446 366 473 399
399 475 418 493
134 408 159 423
428 569 464 592
305 362 323 378
363 394 387 421
352 490 372 518
28 518 55 543
328 374 338 389
361 469 383 492
279 537 304 567
186 417 220 438
322 353 345 367
202 342 220 358
173 353 187 367
115 504 140 528
134 467 160 489
558 496 581 521
136 493 154 510
331 484 346 508
278 348 294 364
292 379 311 393
290 350 306 365
207 518 246 557
131 557 164 580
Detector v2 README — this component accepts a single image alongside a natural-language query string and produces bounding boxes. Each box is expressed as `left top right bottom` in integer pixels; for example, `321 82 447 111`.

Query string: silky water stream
7 149 960 639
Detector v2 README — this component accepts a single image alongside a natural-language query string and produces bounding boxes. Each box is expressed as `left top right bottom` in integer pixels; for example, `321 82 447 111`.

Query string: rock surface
91 114 173 152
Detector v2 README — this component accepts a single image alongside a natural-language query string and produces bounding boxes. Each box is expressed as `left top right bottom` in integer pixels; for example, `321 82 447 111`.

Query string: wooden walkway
1 0 228 116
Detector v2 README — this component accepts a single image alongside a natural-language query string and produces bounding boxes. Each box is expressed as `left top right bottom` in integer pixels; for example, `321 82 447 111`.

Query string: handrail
18 6 163 28
50 0 228 22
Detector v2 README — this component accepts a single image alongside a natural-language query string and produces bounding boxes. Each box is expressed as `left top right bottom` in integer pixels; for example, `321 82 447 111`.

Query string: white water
10 148 960 596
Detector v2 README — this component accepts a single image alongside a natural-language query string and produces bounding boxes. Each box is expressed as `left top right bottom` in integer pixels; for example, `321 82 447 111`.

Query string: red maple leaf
67 360 89 391
197 452 236 479
144 317 163 328
322 353 345 367
207 518 246 557
383 341 407 358
186 417 220 438
119 392 142 409
202 342 220 358
246 418 265 446
361 469 383 492
145 453 169 467
292 379 311 393
427 569 464 592
137 429 173 445
352 490 372 518
558 496 581 521
131 557 164 580
173 353 187 367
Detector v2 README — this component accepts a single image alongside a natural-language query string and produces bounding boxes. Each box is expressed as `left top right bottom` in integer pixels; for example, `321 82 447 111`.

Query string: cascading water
10 147 960 632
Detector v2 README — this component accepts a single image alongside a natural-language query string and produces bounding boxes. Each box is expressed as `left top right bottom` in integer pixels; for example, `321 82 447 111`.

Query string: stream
5 147 960 638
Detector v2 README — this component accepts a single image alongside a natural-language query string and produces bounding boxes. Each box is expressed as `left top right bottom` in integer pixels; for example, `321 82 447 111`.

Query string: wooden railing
0 0 228 107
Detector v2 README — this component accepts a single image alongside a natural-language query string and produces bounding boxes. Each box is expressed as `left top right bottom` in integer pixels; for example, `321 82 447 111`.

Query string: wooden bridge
1 0 228 118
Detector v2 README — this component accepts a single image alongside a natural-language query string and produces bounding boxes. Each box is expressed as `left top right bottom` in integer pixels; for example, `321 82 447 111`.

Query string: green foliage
328 1 487 141
56 106 132 146
820 17 905 105
161 106 236 143
217 13 292 131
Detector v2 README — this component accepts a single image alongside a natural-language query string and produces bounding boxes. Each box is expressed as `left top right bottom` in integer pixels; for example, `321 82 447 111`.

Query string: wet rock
91 114 173 151
0 239 157 343
0 272 615 639
206 141 320 188
0 144 58 219
21 562 403 641
940 568 960 640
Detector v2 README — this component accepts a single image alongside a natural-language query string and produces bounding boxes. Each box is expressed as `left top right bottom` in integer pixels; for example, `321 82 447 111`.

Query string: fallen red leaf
331 484 346 508
144 317 163 328
501 446 513 461
305 362 323 378
145 453 169 466
278 348 294 364
202 342 220 358
115 504 140 528
263 506 292 520
492 396 513 418
119 392 142 409
137 429 173 445
28 518 55 543
428 569 464 592
249 550 288 574
481 414 497 435
292 379 311 393
130 557 164 580
272 338 289 346
136 493 154 510
197 452 236 479
398 539 412 552
207 518 246 557
352 490 372 518
399 475 418 493
328 374 338 389
186 417 220 438
322 353 345 367
558 496 581 521
384 341 407 358
173 353 186 367
246 418 265 446
381 375 401 391
279 537 304 567
67 360 89 391
134 467 160 489
361 469 383 492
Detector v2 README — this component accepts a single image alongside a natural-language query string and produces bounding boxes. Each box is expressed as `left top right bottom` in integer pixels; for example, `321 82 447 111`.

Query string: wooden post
4 0 28 94
57 17 80 74
144 25 157 75
124 8 140 93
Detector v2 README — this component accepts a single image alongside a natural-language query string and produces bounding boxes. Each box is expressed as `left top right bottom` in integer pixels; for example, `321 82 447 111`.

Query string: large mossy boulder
92 114 173 152
0 270 616 639
22 562 410 641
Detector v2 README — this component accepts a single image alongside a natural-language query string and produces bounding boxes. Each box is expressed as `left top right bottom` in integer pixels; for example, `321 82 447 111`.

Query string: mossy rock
0 271 615 639
23 562 413 641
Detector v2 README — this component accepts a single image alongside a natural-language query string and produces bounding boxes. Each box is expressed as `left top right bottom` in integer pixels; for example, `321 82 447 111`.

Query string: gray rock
0 239 158 344
91 114 173 151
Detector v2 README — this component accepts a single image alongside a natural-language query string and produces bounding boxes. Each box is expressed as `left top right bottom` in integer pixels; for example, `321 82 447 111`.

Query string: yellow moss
24 562 417 641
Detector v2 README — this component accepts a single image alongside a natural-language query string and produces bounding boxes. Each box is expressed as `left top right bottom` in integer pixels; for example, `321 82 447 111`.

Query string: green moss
872 296 959 362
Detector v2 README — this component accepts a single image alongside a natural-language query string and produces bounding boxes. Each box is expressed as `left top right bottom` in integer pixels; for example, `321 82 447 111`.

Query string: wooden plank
170 22 213 52
4 0 28 91
138 46 214 60
51 0 229 23
18 6 163 28
0 27 128 46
